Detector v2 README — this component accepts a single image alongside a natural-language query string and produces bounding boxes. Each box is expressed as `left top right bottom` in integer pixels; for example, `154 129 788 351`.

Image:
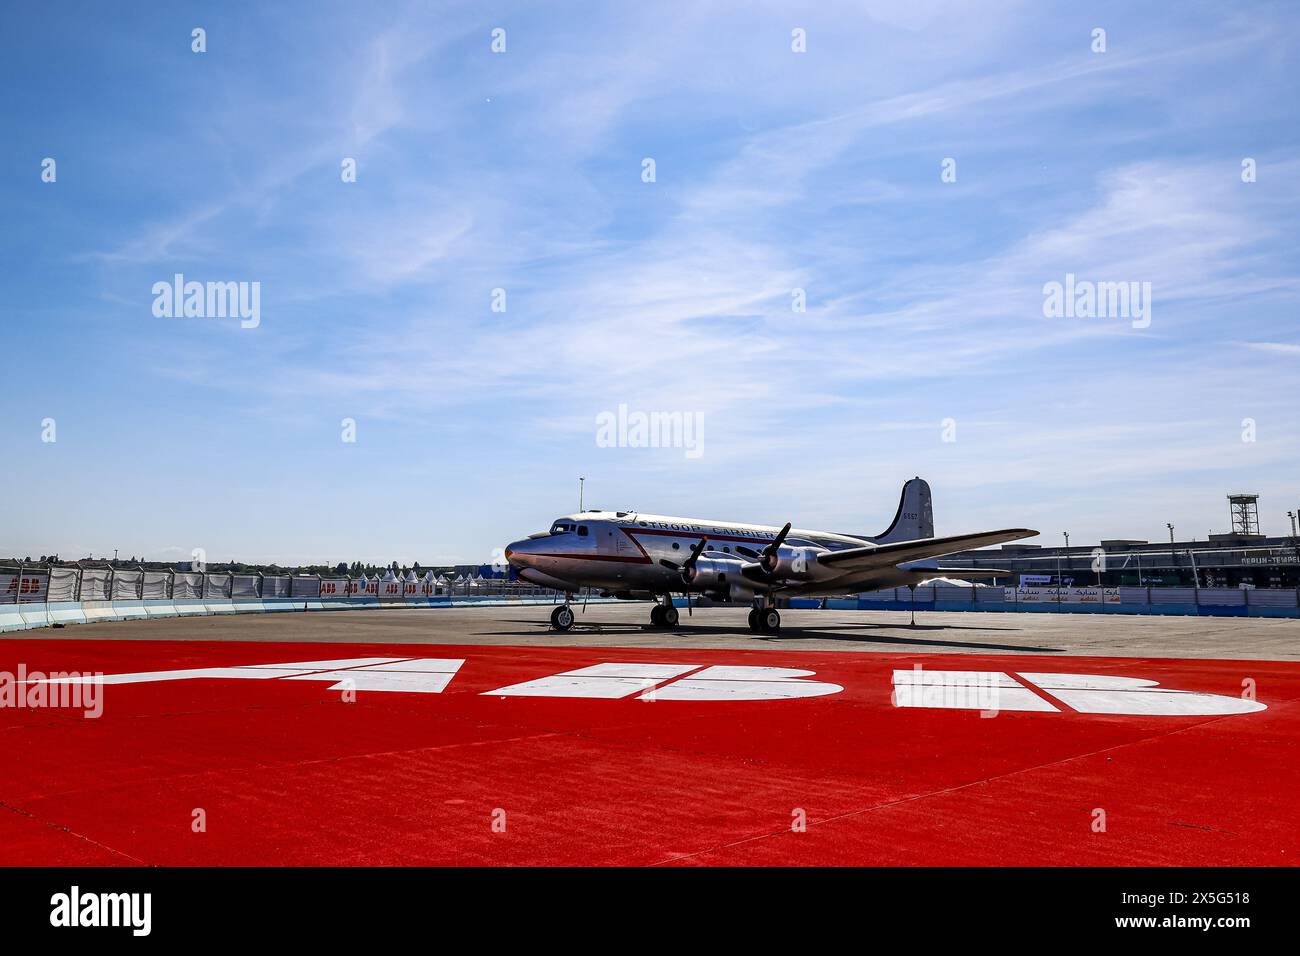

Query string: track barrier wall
852 584 1299 617
3 566 1298 634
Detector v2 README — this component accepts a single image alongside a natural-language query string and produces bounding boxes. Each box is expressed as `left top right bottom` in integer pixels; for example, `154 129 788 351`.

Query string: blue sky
2 0 1299 566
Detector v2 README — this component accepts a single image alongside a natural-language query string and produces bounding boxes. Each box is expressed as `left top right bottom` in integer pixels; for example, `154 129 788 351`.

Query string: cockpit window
549 521 576 535
577 525 589 536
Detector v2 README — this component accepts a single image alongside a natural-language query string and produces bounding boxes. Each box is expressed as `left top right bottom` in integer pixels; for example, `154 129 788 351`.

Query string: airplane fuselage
504 511 917 599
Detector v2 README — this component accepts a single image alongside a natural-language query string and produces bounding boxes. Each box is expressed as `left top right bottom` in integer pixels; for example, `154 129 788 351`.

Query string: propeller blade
768 522 792 553
682 536 708 573
735 545 761 559
760 522 793 572
658 559 681 570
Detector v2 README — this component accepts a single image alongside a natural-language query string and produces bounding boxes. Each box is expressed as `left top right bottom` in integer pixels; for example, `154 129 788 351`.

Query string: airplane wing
817 528 1037 574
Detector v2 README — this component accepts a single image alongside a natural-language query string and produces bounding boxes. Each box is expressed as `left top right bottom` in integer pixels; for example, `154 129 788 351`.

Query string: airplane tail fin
872 477 934 543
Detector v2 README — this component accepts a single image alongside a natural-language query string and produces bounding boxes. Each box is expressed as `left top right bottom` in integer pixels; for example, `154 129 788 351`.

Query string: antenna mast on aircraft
578 476 586 512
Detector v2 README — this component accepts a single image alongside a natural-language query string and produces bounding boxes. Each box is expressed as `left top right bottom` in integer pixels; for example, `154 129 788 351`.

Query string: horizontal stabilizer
819 528 1037 574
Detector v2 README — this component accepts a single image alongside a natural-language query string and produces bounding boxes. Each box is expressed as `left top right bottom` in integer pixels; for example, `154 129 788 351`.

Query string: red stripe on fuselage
529 553 651 564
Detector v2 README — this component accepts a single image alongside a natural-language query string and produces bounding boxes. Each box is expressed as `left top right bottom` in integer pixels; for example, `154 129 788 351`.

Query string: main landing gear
649 595 679 628
550 600 575 632
747 600 781 634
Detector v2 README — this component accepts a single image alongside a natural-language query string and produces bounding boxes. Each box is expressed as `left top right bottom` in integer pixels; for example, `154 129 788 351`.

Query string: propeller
658 536 709 584
656 538 711 614
681 536 709 584
759 522 793 574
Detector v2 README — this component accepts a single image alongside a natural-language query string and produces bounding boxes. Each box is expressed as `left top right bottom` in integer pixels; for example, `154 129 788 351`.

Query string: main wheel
762 608 781 632
662 604 679 627
551 605 575 631
747 608 761 631
650 604 665 626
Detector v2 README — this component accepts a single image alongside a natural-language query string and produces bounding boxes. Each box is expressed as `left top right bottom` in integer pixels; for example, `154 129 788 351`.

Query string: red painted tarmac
0 639 1296 866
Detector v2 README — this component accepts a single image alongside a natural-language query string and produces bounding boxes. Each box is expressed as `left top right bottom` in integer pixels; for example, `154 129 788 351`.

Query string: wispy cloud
1243 341 1300 355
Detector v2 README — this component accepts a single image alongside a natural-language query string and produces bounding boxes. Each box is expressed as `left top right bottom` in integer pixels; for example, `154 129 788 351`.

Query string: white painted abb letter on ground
891 669 1265 716
30 659 843 702
483 663 842 700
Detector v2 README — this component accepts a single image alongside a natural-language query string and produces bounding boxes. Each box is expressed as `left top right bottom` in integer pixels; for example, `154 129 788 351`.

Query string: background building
953 492 1298 589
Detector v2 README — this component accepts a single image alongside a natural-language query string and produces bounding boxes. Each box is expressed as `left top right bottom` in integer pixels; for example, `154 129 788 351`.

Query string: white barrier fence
1006 586 1122 604
854 583 1299 616
0 565 585 633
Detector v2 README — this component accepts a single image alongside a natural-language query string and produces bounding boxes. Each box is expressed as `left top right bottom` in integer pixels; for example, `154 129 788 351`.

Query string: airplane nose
504 541 532 568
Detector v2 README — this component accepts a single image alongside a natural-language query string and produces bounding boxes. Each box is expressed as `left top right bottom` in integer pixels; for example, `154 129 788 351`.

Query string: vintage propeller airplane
504 477 1036 633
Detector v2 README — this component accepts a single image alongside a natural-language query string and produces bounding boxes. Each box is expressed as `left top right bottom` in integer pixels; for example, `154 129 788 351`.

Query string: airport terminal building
952 534 1300 590
950 493 1299 590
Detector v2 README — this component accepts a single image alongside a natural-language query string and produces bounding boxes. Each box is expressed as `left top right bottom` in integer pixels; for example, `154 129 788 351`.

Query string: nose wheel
550 604 575 631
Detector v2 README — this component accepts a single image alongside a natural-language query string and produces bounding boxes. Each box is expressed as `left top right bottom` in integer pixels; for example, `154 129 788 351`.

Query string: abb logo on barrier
4 577 47 595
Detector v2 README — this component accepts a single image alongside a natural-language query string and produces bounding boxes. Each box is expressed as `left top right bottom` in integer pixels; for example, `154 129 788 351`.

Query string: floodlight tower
1227 493 1260 536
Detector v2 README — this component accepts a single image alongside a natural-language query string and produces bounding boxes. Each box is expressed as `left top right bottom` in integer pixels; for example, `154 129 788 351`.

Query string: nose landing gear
550 598 575 632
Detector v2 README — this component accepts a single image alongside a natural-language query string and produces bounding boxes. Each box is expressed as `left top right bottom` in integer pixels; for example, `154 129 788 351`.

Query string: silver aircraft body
505 478 1038 632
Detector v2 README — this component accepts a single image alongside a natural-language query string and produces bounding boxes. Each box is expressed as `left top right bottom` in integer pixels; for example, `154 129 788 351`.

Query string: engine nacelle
726 579 759 603
762 545 830 580
692 580 760 604
682 556 747 591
